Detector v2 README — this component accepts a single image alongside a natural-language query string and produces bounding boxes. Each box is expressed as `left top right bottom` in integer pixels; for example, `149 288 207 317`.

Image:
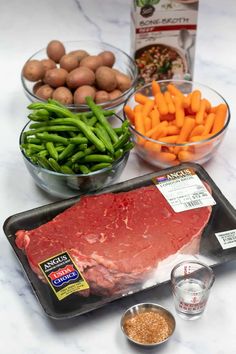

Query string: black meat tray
3 162 236 320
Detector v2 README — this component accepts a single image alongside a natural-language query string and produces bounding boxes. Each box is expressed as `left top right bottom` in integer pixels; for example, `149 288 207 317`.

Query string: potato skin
113 70 132 92
59 54 78 72
95 66 117 92
52 87 73 105
109 89 122 100
74 85 96 104
41 58 57 72
69 49 89 62
44 68 68 88
36 84 54 100
66 67 95 89
98 51 115 67
23 60 45 82
33 81 44 94
46 40 66 63
95 90 110 104
80 55 103 72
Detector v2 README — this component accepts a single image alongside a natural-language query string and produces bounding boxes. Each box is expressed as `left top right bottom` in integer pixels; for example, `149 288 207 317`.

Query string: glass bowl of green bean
19 98 133 199
21 40 138 114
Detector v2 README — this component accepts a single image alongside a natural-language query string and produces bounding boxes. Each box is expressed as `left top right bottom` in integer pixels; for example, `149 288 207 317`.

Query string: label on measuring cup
153 168 216 212
215 229 236 249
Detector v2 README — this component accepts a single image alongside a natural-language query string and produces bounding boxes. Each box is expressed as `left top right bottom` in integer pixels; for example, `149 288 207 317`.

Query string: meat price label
153 168 216 212
39 251 89 301
215 230 236 250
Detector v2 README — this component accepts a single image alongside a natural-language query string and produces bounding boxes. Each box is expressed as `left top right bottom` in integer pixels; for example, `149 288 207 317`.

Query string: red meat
16 185 212 296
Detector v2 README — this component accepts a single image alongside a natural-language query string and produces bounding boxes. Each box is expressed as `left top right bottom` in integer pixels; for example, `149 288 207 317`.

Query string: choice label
39 251 89 301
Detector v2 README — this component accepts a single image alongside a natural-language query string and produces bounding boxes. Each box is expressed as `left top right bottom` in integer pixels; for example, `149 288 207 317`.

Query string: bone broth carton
131 0 199 87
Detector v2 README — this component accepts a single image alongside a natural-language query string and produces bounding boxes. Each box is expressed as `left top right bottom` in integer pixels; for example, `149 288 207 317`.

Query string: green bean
87 116 97 126
37 150 49 158
90 163 111 172
58 144 75 161
37 156 51 169
28 110 50 122
78 143 87 151
70 150 85 163
26 137 41 144
29 122 49 129
48 158 61 172
24 125 79 137
122 141 134 153
28 102 75 118
85 97 118 143
27 143 45 152
113 127 123 135
47 98 66 108
36 132 69 145
69 136 88 144
76 109 115 119
121 119 130 132
60 165 75 174
94 125 114 154
80 114 89 125
46 142 58 160
77 164 90 174
113 130 131 150
55 145 65 153
114 148 123 160
83 154 113 163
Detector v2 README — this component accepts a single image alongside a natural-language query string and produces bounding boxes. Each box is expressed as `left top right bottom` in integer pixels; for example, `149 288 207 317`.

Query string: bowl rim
120 302 176 347
19 120 130 178
21 40 138 110
124 79 231 147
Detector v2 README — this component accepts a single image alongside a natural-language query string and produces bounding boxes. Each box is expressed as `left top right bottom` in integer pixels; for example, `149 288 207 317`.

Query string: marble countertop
1 0 236 353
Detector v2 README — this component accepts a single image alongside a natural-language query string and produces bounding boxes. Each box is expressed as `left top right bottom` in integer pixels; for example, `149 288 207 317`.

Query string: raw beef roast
16 185 212 296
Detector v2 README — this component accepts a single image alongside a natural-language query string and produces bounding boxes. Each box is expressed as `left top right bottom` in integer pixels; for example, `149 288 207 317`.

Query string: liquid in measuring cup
174 278 208 320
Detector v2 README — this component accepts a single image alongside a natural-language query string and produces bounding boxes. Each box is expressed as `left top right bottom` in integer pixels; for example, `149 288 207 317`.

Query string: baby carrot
146 121 168 138
142 99 155 117
144 117 152 132
211 103 228 134
134 104 143 113
191 90 201 112
175 95 185 128
166 125 180 135
190 124 205 138
134 92 150 105
202 113 215 135
124 105 134 124
155 92 169 115
164 91 175 114
144 141 161 153
190 134 212 142
155 151 177 162
195 99 206 124
149 107 160 127
158 135 179 143
167 84 184 99
178 150 196 162
134 111 145 144
174 117 195 154
151 80 161 96
203 98 211 113
182 93 191 109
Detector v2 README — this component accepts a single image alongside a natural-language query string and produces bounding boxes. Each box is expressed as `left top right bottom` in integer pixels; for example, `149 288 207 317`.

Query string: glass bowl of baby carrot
123 80 230 168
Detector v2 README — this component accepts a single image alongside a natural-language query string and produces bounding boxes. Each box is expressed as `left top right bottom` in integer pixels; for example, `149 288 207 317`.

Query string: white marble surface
1 1 236 353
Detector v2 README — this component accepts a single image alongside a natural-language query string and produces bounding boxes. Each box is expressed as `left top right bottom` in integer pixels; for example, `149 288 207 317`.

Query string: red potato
95 90 110 104
66 67 95 89
23 60 45 82
109 89 122 100
113 70 132 92
41 58 57 72
52 87 73 105
33 81 44 94
44 68 68 88
36 84 54 100
69 49 89 62
80 55 103 72
98 51 115 67
59 54 79 72
46 40 66 63
74 85 96 104
95 66 117 92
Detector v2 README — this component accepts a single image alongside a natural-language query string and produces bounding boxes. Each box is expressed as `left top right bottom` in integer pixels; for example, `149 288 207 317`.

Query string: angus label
39 251 89 301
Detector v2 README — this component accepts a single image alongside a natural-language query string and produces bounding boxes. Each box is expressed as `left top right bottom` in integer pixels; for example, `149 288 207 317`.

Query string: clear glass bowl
19 122 130 199
124 80 230 168
21 40 138 113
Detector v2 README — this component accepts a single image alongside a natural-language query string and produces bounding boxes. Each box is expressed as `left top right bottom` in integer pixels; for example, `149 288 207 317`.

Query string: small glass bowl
124 80 230 168
120 303 176 347
19 123 130 199
21 40 138 113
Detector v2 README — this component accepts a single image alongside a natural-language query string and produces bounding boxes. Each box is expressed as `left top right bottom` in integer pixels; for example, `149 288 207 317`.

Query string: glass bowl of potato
21 40 138 113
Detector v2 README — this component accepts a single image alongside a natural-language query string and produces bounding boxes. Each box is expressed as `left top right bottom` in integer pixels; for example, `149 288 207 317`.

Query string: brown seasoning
124 310 172 344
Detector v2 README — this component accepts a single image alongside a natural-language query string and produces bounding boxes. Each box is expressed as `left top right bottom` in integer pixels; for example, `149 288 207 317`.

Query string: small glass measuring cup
171 260 215 320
